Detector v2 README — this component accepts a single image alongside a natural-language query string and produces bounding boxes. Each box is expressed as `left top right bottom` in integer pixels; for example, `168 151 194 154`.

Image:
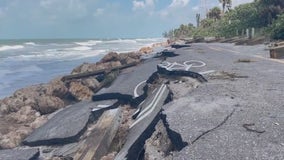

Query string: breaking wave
105 39 138 44
0 45 25 52
24 42 37 46
75 40 103 46
5 49 107 61
66 46 93 51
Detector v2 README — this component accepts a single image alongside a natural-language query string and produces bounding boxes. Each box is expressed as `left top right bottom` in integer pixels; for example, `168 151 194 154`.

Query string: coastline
0 40 169 149
0 39 283 159
0 38 167 99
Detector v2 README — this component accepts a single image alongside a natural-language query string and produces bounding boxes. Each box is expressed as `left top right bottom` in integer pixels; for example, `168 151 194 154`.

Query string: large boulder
118 52 141 65
0 79 68 149
82 78 100 91
0 77 68 115
0 126 32 149
5 105 37 124
45 78 69 99
68 81 94 101
30 116 48 129
35 96 65 115
101 52 120 63
0 97 28 114
97 61 122 70
124 52 141 60
71 61 122 74
152 41 169 48
139 46 153 54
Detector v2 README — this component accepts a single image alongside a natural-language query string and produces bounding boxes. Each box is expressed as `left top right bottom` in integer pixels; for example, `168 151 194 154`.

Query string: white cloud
94 8 104 16
192 5 199 12
169 0 190 8
159 0 190 18
133 1 145 10
132 0 155 11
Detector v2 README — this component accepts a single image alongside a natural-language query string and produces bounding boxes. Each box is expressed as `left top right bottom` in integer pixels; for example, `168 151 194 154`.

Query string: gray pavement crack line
242 123 265 134
190 109 236 144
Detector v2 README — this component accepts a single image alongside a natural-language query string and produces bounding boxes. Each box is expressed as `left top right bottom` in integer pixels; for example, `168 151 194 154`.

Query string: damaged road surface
1 43 282 160
23 100 119 146
115 84 170 160
1 45 209 160
0 148 39 160
163 43 284 159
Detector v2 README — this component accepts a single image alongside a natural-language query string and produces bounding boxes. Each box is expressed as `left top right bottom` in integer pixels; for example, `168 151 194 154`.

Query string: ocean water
0 38 166 98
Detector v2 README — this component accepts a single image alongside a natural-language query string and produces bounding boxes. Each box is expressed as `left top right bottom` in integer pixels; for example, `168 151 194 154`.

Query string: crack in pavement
190 109 236 144
242 123 265 134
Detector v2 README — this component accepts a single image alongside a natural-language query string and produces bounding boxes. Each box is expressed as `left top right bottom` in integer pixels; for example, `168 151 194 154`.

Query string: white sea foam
6 49 107 61
135 38 165 42
67 46 93 51
0 45 25 52
58 49 107 59
105 39 138 44
24 42 37 46
75 40 103 46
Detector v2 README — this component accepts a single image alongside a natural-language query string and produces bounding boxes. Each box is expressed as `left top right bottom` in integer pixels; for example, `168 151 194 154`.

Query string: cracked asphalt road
164 43 284 160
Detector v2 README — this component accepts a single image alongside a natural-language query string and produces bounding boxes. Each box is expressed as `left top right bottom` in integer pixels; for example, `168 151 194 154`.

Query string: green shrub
269 13 284 40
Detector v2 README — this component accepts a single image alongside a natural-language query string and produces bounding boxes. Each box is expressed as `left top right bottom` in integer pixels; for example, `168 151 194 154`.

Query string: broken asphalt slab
171 44 191 49
23 100 118 146
0 148 39 160
74 108 122 160
115 84 170 160
93 59 160 99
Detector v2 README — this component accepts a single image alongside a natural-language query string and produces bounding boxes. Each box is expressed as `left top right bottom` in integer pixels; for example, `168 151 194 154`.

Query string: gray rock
68 81 94 101
35 96 65 114
101 52 120 63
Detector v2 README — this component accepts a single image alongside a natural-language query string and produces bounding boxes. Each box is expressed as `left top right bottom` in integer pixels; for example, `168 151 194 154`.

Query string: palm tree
207 7 221 20
219 0 232 13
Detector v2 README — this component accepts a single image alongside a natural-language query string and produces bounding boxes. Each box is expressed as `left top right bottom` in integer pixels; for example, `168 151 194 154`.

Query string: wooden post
251 28 255 38
246 28 249 39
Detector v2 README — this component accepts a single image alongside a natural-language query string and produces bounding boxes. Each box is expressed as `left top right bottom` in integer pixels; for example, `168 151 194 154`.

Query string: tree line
163 0 284 40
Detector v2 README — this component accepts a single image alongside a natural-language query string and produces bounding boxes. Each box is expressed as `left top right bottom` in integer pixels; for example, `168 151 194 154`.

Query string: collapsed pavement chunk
115 84 170 160
0 148 39 160
23 100 118 146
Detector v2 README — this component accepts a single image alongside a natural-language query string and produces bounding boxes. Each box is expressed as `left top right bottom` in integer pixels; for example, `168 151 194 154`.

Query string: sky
0 0 253 39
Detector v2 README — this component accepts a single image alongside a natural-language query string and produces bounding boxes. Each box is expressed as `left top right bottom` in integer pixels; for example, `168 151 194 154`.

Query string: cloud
132 0 155 11
169 0 190 8
94 8 104 16
159 0 190 18
192 5 199 12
